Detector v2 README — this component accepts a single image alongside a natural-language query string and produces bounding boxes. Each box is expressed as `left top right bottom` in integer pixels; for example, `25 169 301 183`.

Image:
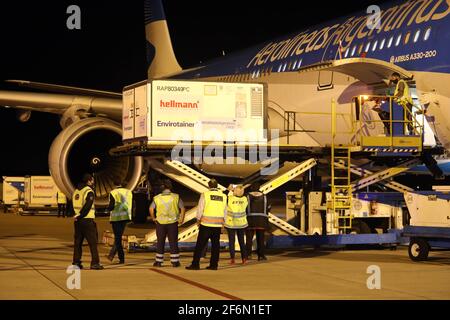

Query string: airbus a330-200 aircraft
0 0 449 204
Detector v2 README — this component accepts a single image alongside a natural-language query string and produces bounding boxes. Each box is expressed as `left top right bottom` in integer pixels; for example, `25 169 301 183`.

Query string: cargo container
122 79 267 143
2 176 25 212
24 176 59 209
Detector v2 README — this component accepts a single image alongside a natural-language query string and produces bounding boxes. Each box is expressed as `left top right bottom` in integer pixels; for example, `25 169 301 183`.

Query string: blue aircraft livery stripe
144 0 166 25
168 0 450 80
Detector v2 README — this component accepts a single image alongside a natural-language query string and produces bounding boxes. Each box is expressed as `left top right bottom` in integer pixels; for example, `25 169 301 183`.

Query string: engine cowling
49 117 143 206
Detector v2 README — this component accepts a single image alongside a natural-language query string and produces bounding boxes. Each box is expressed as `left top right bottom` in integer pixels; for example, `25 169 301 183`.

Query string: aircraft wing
0 81 122 121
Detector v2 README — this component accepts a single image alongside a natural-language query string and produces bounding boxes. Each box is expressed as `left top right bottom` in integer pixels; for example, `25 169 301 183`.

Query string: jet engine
49 117 143 205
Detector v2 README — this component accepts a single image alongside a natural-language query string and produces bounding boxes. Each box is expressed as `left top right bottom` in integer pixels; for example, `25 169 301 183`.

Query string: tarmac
0 213 449 300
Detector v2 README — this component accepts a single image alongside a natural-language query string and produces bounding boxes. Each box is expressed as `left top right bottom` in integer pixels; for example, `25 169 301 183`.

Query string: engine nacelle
49 117 143 206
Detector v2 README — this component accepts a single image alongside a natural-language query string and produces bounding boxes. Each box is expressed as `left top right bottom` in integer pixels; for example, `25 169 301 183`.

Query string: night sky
0 0 392 177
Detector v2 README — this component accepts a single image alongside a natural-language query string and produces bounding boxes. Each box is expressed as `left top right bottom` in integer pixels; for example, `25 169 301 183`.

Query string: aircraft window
424 27 431 41
387 36 394 48
395 34 402 46
351 45 357 56
379 38 386 50
358 43 364 55
344 47 350 58
364 42 371 52
404 32 411 44
414 29 421 43
372 41 378 52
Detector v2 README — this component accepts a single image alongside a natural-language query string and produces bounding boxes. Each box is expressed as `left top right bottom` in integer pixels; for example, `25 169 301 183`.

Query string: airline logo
160 99 199 109
247 0 450 68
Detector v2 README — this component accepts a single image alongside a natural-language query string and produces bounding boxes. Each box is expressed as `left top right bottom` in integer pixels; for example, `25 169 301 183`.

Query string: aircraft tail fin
144 0 182 79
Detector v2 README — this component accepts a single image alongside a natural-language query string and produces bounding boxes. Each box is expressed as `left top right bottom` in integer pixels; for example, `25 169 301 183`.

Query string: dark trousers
57 204 66 217
226 228 247 260
155 222 179 263
191 225 221 268
246 229 266 258
109 220 128 262
73 219 100 266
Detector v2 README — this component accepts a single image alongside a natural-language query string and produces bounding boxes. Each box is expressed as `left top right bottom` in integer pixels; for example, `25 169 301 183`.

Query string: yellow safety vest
56 191 67 204
110 188 132 222
201 189 226 228
225 195 248 229
154 192 180 225
72 186 95 219
395 80 413 106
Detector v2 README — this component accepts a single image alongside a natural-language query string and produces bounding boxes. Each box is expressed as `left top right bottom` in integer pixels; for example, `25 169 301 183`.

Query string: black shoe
206 265 218 270
153 262 162 267
185 265 200 270
90 264 104 270
172 262 181 268
118 260 125 264
105 255 114 262
258 256 268 261
72 263 83 270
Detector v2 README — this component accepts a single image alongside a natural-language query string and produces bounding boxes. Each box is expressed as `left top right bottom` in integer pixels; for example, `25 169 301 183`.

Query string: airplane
0 0 449 204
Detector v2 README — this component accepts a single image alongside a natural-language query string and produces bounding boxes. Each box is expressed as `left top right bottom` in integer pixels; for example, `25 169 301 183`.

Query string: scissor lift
327 95 425 233
125 158 316 251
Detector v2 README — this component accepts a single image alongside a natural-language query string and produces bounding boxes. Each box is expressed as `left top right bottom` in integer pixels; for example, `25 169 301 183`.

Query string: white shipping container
2 176 25 206
122 89 135 141
122 80 267 143
24 176 59 208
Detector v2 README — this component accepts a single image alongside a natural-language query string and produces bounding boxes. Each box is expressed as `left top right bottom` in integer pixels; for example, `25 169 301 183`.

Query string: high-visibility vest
395 80 413 106
154 192 180 225
201 189 226 227
56 191 67 204
110 188 132 222
72 186 95 219
225 195 248 229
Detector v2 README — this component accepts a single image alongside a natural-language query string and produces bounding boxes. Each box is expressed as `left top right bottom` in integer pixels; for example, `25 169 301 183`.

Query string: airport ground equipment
327 95 424 235
2 176 25 213
269 95 431 247
111 82 441 249
402 191 450 261
403 226 450 261
114 158 315 251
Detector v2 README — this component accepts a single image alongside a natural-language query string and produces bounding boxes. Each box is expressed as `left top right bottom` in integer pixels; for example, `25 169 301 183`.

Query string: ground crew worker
186 179 227 271
225 185 248 265
149 180 185 267
71 173 103 270
390 72 414 134
56 190 67 218
246 182 270 261
105 180 133 264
